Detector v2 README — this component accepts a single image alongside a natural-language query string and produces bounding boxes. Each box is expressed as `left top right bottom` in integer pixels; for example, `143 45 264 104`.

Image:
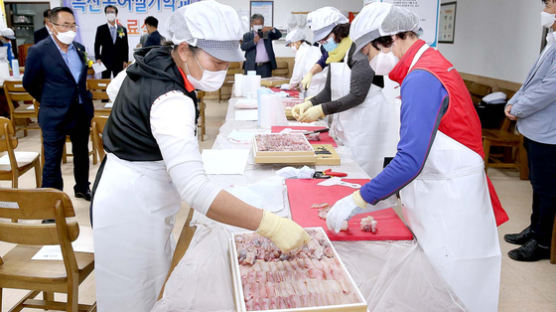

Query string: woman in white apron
91 2 310 311
286 28 327 98
326 3 507 311
292 7 399 178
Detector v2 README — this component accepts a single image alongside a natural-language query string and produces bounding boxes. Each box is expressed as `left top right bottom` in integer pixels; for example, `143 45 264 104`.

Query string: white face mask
253 25 263 32
56 29 77 45
369 51 399 76
186 55 227 92
541 11 556 28
106 13 116 23
290 45 298 52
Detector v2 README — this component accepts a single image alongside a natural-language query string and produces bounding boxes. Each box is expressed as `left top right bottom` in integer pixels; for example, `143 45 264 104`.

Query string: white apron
329 54 399 178
400 45 501 312
93 153 181 312
307 66 327 99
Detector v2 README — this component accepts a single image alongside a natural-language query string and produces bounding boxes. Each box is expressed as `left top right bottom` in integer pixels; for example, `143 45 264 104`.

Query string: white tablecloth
153 98 465 312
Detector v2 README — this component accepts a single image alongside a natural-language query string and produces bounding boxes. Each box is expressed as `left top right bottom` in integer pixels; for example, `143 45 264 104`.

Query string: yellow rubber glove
301 72 313 90
256 210 311 253
299 104 325 122
291 100 313 120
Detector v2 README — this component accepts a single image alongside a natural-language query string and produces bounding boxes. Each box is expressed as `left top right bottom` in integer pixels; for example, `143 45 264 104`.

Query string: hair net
285 28 307 45
350 2 421 53
307 7 349 42
163 0 244 62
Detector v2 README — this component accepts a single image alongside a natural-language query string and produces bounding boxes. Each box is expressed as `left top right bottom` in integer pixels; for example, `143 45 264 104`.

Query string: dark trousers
524 137 556 246
101 62 124 79
253 62 272 78
42 114 91 193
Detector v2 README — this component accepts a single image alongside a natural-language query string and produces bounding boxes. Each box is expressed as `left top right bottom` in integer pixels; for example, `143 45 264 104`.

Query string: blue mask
322 37 338 52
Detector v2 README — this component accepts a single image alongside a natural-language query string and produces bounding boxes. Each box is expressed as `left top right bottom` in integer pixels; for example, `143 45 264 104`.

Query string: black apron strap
89 155 107 227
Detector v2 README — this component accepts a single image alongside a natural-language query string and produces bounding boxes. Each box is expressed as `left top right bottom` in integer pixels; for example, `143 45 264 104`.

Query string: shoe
75 189 92 201
504 226 533 245
508 239 550 262
41 219 55 224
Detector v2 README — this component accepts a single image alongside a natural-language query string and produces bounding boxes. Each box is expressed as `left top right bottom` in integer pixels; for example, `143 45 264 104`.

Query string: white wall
437 0 545 84
219 0 365 58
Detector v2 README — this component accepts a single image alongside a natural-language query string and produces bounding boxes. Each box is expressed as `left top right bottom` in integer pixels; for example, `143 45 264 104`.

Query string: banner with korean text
63 0 200 62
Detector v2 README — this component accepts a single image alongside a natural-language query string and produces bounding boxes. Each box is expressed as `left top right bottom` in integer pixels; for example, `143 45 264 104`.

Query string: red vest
389 40 509 226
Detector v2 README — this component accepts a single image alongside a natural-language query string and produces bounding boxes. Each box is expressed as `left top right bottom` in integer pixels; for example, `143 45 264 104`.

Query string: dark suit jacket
34 27 49 44
144 30 163 47
241 28 282 71
94 23 129 69
23 37 94 131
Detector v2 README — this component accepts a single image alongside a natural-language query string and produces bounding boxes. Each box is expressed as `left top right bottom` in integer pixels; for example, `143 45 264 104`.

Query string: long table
153 98 466 312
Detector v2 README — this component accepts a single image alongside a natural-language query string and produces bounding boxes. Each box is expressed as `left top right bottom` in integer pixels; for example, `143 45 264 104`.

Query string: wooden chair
197 91 206 141
482 118 528 180
3 80 40 137
17 43 32 65
91 116 108 161
0 117 41 188
271 60 290 77
87 79 111 104
550 215 556 264
0 188 96 312
218 62 243 102
464 80 492 105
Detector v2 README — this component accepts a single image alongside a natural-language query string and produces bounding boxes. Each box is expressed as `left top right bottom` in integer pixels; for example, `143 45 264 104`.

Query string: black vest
103 47 198 161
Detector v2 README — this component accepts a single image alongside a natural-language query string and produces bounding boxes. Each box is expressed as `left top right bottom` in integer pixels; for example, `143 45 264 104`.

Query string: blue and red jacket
360 40 508 226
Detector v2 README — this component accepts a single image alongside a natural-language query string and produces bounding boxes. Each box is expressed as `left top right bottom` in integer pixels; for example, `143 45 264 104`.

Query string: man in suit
33 9 51 44
503 0 556 261
143 16 163 48
241 14 281 78
23 7 94 204
94 5 129 78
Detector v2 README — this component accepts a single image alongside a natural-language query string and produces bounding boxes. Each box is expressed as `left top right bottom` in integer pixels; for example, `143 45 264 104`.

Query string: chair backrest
0 188 79 274
465 80 492 105
87 79 111 101
500 118 517 134
0 118 19 172
92 116 108 159
3 81 36 116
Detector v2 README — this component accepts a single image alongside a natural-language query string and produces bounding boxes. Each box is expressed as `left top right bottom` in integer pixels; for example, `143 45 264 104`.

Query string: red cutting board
270 87 300 98
271 126 337 147
286 179 413 241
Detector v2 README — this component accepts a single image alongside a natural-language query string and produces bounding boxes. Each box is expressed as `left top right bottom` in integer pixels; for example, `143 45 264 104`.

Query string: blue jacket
508 42 556 144
144 30 163 48
23 36 94 131
241 29 281 71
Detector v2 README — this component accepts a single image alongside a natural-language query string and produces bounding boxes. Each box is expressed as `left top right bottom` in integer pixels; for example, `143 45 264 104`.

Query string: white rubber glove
326 191 397 233
291 100 313 120
301 72 313 90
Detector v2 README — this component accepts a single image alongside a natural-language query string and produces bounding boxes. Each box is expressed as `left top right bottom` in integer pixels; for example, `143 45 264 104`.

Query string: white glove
326 191 397 233
301 72 313 90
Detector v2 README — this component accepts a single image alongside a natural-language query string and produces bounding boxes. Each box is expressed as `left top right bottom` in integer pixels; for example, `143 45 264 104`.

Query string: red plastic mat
270 87 299 98
271 126 337 147
286 179 413 241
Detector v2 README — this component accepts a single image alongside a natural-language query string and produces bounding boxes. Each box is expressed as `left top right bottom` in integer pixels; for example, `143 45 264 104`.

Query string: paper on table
92 62 107 74
26 105 35 110
227 129 268 144
32 226 94 260
226 176 285 212
202 149 250 175
234 109 258 121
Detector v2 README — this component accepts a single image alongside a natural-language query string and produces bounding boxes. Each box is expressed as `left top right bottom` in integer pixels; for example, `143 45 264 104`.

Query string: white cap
350 2 421 53
307 7 349 42
1 28 15 40
285 28 307 45
164 0 244 62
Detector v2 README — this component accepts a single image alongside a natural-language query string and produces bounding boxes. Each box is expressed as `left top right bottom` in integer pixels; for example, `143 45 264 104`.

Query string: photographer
241 13 281 77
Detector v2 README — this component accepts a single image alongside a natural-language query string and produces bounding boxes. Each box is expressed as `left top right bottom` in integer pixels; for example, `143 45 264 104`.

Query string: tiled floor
1 99 555 311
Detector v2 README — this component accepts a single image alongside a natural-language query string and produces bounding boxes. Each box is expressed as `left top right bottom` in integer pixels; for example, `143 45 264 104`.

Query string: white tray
229 227 368 312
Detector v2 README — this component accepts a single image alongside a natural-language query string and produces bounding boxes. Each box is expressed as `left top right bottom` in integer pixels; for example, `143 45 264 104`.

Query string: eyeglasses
52 23 79 31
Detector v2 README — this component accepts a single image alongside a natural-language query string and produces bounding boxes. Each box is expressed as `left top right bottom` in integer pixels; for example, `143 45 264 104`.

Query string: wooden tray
253 134 317 164
313 144 341 166
229 227 368 312
260 77 290 87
